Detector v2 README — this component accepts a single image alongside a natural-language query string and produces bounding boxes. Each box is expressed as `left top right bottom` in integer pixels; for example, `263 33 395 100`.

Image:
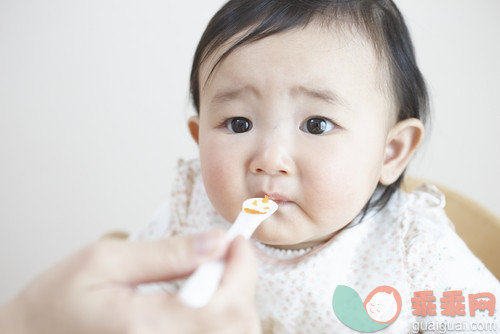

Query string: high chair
402 177 500 280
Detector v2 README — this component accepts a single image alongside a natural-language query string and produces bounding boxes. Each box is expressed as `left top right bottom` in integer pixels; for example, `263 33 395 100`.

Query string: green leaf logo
332 285 402 332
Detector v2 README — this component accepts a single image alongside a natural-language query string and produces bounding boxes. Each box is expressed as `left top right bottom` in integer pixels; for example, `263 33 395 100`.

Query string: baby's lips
255 191 291 204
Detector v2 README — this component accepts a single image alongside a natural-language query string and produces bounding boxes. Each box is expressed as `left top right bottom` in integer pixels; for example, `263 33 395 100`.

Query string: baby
135 0 500 332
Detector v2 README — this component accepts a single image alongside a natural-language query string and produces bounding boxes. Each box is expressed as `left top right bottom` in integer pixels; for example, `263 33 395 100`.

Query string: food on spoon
243 195 273 214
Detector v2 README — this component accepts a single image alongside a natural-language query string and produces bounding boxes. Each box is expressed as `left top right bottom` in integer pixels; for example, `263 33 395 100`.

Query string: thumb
83 230 227 285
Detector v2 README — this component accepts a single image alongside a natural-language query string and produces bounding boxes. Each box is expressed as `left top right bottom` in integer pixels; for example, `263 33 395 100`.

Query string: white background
1 0 499 304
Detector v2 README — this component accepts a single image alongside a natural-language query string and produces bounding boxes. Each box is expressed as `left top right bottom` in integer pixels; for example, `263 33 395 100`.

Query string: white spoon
178 196 278 308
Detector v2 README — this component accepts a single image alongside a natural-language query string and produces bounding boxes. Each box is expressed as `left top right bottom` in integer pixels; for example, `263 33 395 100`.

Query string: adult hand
0 231 261 334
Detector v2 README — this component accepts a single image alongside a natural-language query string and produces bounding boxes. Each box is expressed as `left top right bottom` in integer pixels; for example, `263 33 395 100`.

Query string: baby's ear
380 118 424 185
188 115 200 145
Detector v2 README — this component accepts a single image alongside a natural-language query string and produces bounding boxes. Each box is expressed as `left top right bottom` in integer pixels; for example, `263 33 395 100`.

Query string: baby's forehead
199 22 396 113
203 20 385 68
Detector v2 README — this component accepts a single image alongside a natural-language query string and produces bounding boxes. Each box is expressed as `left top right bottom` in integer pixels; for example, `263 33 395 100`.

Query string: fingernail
194 230 223 255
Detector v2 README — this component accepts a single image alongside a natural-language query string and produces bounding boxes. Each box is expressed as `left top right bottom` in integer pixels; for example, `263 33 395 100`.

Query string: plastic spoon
178 196 278 308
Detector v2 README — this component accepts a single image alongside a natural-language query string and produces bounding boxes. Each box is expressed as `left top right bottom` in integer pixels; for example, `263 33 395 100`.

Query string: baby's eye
300 117 335 135
224 117 252 133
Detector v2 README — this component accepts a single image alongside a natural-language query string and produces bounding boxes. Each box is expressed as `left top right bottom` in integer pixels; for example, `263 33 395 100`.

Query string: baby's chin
252 222 342 251
252 229 322 251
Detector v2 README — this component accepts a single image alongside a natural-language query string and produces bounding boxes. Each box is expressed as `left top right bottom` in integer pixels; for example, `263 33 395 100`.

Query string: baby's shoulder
174 158 202 190
170 158 202 208
384 184 455 242
385 185 499 288
372 185 460 276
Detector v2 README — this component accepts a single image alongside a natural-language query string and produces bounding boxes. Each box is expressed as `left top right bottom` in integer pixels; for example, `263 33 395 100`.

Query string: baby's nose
249 136 295 176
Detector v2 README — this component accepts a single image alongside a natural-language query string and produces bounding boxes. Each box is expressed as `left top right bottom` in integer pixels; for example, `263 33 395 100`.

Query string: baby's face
193 24 396 249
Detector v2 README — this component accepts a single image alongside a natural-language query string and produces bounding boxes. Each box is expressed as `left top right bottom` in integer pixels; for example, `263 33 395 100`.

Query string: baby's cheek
200 142 230 185
304 165 367 224
203 160 227 187
306 164 351 203
200 155 242 221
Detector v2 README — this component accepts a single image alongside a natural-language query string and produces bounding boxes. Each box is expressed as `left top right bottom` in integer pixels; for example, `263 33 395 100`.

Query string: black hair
189 0 429 215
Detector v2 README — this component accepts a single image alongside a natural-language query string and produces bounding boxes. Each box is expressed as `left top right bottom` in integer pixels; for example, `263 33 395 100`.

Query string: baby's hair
189 0 429 214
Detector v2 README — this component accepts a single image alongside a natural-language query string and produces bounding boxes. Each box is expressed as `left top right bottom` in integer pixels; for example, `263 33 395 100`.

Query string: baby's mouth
256 192 292 206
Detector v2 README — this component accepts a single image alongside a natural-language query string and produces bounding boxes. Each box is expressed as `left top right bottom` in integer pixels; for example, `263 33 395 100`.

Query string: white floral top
133 159 500 334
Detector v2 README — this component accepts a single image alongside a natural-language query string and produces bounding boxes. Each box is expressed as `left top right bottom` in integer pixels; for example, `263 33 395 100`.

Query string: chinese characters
411 290 495 317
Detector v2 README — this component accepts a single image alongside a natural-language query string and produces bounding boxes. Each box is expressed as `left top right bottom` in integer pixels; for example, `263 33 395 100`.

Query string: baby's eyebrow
210 84 346 107
292 85 346 106
211 85 259 105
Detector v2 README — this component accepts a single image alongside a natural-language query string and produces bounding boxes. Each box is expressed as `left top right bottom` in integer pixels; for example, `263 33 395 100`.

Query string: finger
206 237 259 333
216 236 257 300
82 230 228 285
